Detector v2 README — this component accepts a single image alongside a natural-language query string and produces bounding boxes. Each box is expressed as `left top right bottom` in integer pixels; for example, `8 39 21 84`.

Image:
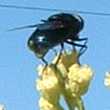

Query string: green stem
53 65 74 110
76 97 85 110
53 64 85 110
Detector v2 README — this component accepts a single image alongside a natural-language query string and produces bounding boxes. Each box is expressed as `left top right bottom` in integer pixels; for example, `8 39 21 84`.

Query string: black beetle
9 13 88 64
27 13 88 64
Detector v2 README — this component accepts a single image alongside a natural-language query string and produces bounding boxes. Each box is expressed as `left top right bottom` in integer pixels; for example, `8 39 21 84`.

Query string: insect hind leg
74 37 88 57
78 37 88 57
66 38 88 57
75 42 88 58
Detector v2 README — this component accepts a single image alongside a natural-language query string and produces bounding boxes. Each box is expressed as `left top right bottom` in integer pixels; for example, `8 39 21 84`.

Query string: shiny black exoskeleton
27 13 88 64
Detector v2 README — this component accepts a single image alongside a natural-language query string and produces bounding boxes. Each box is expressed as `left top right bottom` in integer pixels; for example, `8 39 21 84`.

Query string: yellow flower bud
66 64 93 96
53 51 78 69
39 97 63 110
104 72 110 88
36 64 61 104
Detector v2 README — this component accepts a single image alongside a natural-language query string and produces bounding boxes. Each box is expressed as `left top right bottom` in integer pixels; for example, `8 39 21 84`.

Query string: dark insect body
9 13 88 64
27 13 88 64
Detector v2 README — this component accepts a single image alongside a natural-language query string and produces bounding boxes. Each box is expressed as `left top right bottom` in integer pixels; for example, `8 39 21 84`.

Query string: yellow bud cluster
66 64 93 97
39 97 63 110
36 65 61 104
36 51 93 110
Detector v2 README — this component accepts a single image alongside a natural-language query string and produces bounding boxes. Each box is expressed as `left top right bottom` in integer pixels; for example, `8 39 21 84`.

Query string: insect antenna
7 24 39 31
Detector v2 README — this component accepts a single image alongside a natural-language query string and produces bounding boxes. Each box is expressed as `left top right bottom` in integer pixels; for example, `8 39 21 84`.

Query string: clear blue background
0 0 110 110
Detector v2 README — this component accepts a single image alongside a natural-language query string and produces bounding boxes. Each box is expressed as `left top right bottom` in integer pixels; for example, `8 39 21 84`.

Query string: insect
9 12 88 65
27 13 88 64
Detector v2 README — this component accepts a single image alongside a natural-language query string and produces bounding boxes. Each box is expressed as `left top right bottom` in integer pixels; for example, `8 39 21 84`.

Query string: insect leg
40 58 49 71
77 38 88 57
41 58 48 66
74 37 88 56
75 37 88 42
66 40 87 57
74 42 88 57
54 43 64 65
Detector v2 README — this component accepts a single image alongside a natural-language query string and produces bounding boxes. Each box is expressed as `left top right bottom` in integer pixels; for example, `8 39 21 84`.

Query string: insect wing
37 21 64 31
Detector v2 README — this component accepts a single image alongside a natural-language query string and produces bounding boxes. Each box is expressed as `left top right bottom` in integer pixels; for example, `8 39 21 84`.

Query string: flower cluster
36 51 93 110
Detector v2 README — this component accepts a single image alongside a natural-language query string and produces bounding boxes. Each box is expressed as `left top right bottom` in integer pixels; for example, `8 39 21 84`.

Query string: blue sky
0 0 110 110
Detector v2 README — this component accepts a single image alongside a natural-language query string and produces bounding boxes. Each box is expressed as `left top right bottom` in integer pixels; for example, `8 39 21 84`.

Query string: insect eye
28 40 34 46
27 39 35 51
